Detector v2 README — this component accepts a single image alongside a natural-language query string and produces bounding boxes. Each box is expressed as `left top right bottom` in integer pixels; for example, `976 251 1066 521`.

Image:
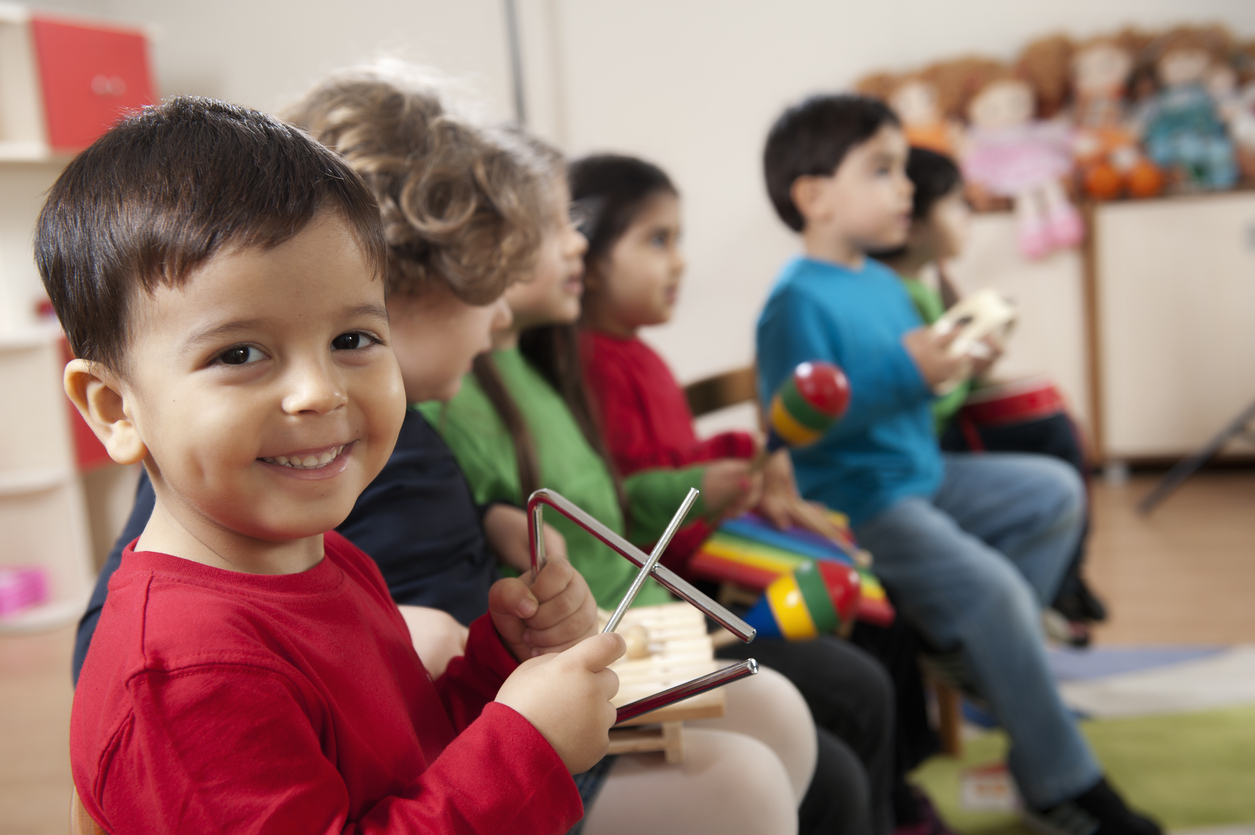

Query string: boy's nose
282 360 348 415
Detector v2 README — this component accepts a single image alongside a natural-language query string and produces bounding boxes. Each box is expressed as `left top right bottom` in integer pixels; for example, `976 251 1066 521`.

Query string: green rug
912 703 1255 834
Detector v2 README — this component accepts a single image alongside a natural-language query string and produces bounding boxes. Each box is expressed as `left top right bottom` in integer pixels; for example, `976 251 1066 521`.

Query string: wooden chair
71 788 105 835
683 366 965 757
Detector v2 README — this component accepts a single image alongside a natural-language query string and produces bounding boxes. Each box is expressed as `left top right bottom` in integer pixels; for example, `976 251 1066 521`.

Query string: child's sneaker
1043 608 1092 648
1022 778 1162 835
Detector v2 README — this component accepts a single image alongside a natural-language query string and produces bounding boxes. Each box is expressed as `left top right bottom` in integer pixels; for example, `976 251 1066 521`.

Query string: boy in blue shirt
756 94 1160 835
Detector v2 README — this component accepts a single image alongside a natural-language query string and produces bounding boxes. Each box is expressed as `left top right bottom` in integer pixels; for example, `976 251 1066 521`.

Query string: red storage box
29 14 154 152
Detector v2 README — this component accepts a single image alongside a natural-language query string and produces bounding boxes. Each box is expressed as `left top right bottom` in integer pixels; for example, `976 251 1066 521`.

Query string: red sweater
71 532 581 834
580 331 757 568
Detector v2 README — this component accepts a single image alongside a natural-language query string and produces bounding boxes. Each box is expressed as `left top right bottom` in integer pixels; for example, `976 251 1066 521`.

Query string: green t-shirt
900 275 970 434
419 347 705 611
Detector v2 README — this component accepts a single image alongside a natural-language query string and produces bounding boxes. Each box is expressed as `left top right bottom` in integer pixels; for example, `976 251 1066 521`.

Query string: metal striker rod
603 488 700 635
526 488 756 642
615 659 759 725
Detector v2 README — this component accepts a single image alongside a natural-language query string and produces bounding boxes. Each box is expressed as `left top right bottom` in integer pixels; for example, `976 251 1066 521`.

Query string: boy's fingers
935 326 961 348
529 555 575 602
488 576 538 620
523 583 586 632
565 632 626 672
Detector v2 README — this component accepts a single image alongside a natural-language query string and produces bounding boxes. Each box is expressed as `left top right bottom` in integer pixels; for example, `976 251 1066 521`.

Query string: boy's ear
63 359 148 466
790 176 827 224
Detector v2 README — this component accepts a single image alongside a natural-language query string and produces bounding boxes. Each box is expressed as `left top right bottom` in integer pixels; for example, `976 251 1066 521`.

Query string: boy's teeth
263 445 344 469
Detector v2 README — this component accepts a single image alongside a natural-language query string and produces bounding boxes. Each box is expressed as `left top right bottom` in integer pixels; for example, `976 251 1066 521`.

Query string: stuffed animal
1070 29 1165 199
954 58 1082 259
1137 25 1238 190
856 69 961 155
1227 39 1255 182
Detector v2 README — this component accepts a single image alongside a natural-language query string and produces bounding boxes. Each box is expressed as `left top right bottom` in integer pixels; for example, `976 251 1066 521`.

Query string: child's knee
1027 455 1086 534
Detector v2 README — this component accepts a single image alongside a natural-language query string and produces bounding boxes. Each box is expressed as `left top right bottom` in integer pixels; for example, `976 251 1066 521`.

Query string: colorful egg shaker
741 560 863 641
767 361 851 452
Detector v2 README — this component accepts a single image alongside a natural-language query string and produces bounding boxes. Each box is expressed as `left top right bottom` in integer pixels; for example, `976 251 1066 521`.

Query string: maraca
765 361 851 453
712 560 862 646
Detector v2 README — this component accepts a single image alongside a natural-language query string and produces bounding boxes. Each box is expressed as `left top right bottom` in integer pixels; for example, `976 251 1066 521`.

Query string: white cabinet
943 213 1093 434
0 327 94 633
1093 192 1255 461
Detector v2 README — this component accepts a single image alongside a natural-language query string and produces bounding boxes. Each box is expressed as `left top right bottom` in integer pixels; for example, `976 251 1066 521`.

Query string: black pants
718 635 895 835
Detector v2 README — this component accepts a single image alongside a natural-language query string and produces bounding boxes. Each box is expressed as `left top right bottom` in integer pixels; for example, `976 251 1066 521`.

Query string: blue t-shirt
756 255 942 526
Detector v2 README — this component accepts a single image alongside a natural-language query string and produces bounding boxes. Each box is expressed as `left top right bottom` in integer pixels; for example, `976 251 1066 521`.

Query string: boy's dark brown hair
36 96 386 373
763 93 900 232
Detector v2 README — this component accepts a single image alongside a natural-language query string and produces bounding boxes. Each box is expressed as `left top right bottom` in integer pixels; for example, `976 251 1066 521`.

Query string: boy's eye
331 332 377 351
217 345 265 365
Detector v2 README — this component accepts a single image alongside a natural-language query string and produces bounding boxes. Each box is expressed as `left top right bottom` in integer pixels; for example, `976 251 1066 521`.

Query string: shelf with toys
0 3 155 631
860 22 1255 466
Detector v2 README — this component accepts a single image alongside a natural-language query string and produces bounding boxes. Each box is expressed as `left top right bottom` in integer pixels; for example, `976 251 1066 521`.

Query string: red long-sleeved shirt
580 331 757 568
71 532 581 834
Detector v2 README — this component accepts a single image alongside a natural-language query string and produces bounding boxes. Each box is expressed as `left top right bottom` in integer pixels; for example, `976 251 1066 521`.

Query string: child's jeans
854 452 1101 809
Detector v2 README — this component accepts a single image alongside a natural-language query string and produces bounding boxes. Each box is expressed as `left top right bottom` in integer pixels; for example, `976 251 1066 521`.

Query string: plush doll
954 59 1083 259
856 69 960 155
1070 29 1164 199
1227 40 1255 182
1137 25 1238 190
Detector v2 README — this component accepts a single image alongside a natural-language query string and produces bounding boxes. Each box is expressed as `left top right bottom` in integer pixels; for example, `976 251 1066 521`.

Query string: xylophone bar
527 488 756 642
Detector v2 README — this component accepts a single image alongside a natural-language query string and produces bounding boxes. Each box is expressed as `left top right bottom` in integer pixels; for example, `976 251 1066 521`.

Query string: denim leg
854 456 1099 808
933 453 1084 606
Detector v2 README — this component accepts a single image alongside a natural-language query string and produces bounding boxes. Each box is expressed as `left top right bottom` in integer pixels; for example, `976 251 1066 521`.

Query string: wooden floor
1088 470 1255 645
2 471 1253 833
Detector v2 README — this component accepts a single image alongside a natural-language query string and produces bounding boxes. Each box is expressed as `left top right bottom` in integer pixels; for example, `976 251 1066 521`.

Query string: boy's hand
489 556 598 660
483 504 568 573
903 326 967 389
701 459 763 521
969 333 1005 380
756 450 846 539
495 632 625 773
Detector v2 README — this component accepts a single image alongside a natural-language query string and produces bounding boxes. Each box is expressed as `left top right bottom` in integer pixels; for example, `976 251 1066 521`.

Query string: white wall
27 0 516 117
17 0 1255 385
521 0 1255 383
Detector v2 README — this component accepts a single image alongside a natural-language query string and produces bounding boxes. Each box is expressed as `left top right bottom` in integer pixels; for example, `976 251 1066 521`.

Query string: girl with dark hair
570 152 963 835
430 150 902 835
876 146 1107 644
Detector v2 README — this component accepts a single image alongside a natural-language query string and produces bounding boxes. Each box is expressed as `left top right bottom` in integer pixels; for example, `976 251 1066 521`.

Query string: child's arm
587 354 756 471
758 284 939 437
81 641 586 834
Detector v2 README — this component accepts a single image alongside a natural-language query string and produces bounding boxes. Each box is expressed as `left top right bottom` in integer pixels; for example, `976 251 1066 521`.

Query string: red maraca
713 560 862 645
766 361 851 453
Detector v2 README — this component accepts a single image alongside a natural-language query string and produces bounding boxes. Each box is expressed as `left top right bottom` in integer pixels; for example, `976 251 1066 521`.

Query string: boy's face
804 124 913 254
121 211 405 545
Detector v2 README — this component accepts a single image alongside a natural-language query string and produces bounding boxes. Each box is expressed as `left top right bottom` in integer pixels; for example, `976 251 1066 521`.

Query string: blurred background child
872 146 1107 645
571 151 954 835
429 146 901 835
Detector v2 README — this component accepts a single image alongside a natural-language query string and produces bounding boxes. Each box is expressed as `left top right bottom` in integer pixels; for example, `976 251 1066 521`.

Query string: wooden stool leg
71 787 106 835
932 679 964 757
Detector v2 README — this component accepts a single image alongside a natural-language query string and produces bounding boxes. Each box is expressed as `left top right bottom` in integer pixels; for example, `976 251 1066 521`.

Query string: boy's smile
123 211 406 572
